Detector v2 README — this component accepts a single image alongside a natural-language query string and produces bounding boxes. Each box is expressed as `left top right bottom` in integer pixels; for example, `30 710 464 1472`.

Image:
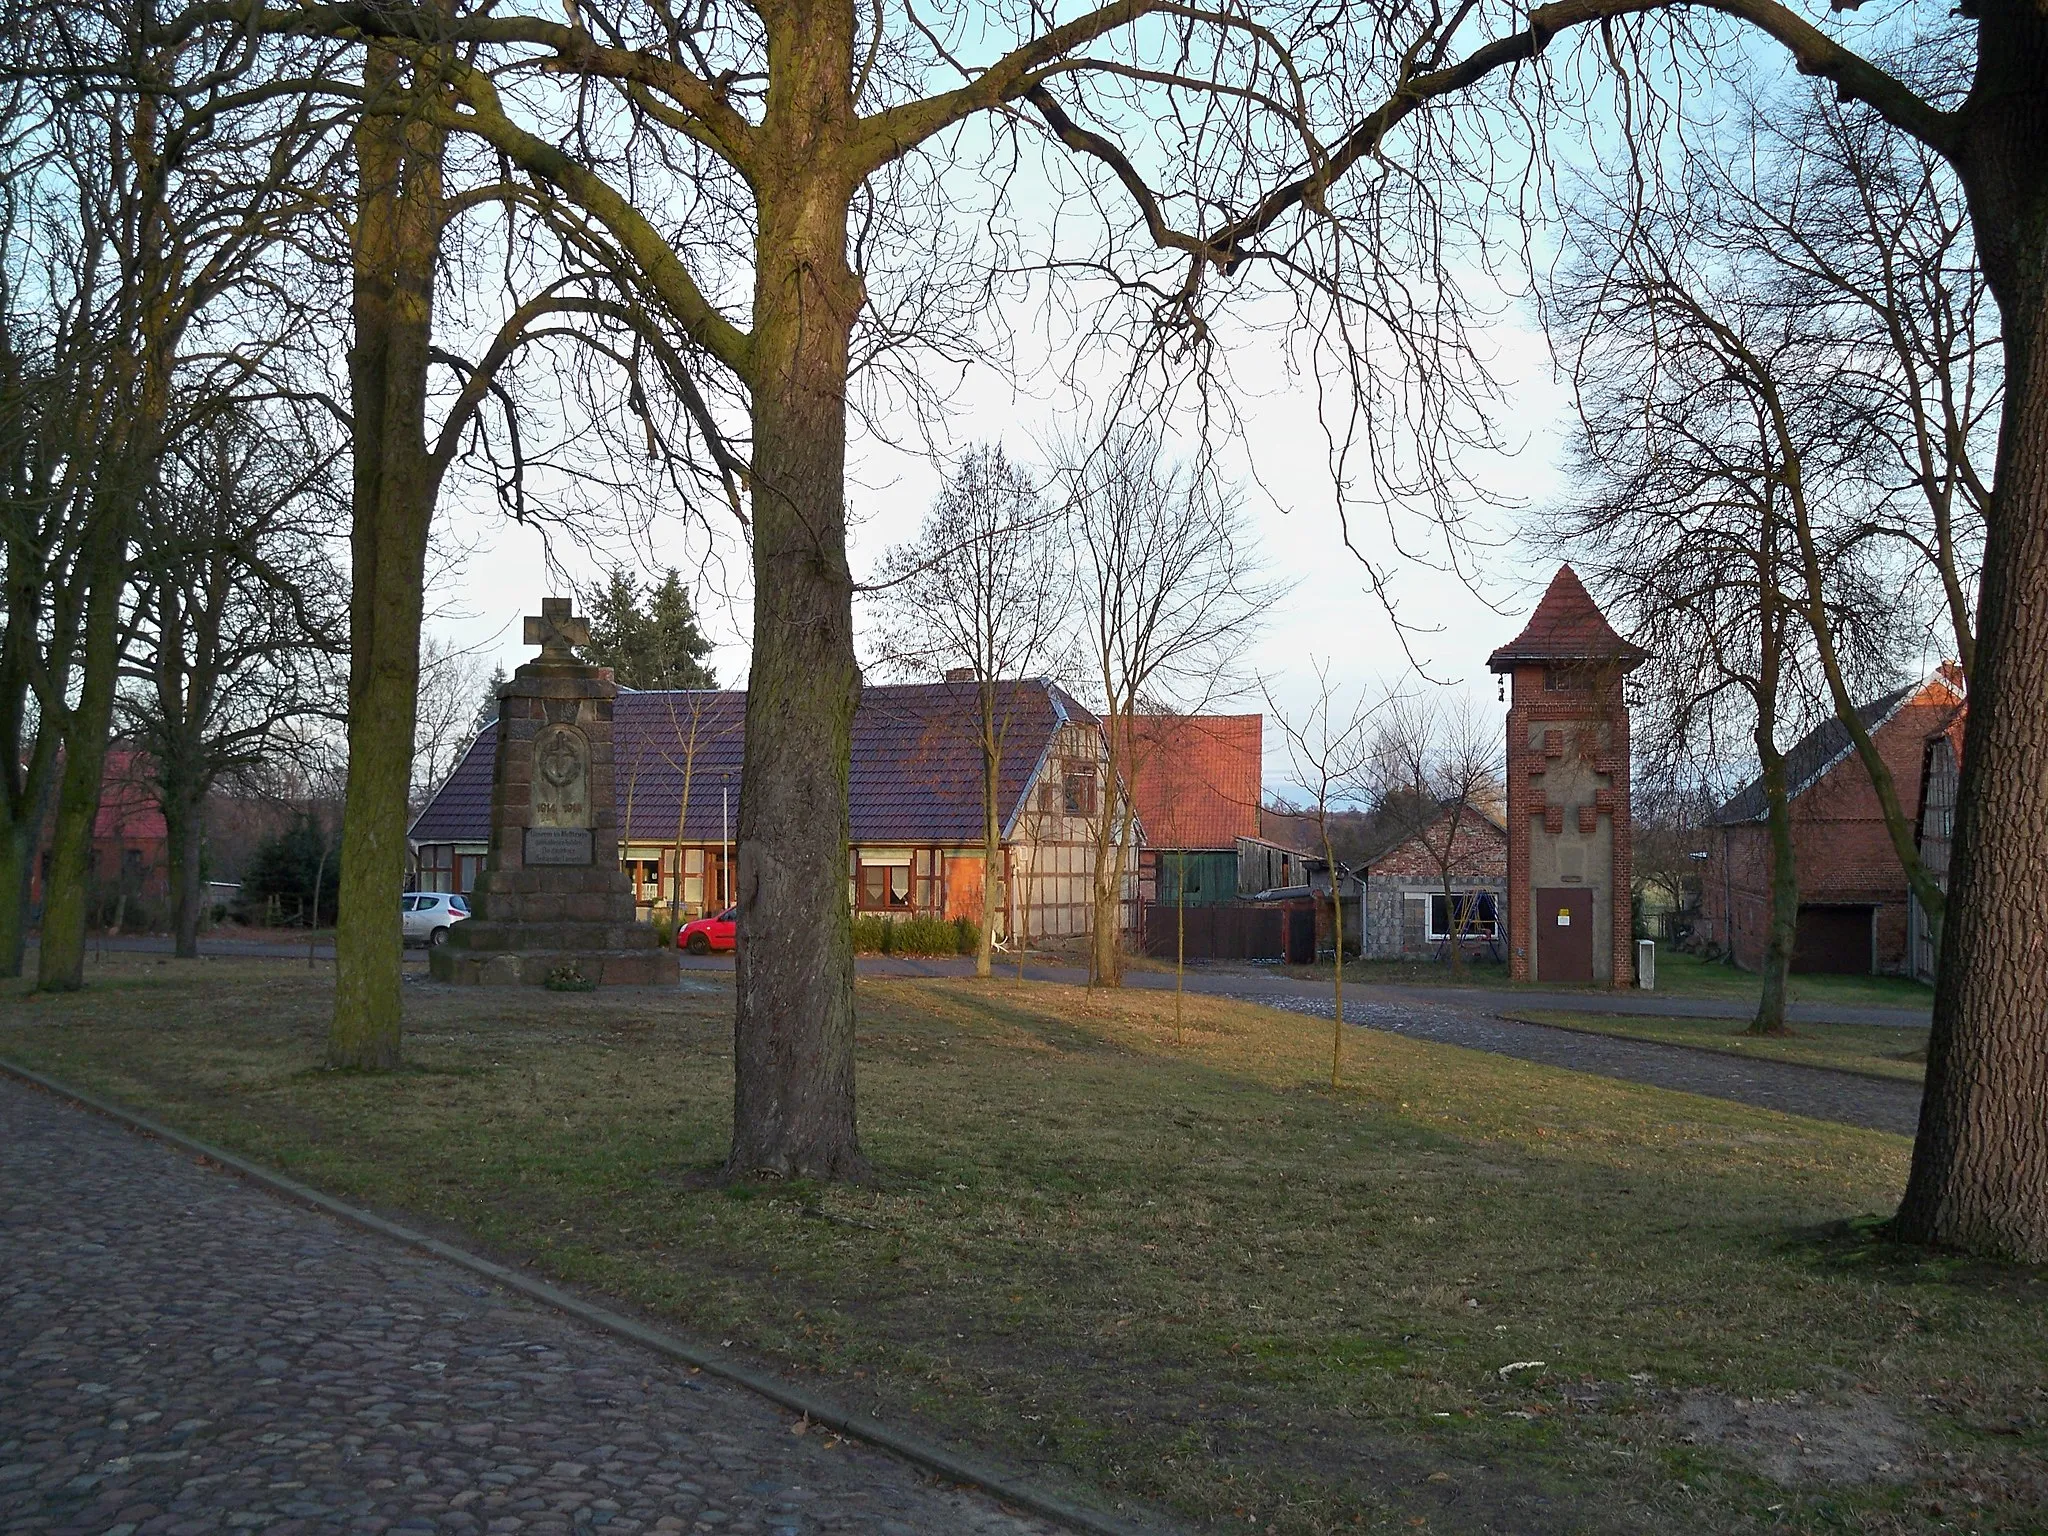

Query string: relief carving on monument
527 722 594 866
531 723 591 825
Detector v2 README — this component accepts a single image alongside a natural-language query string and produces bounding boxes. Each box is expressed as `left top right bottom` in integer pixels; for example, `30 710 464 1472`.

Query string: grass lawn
1259 947 1934 1012
1504 1011 1931 1083
2 958 2039 1535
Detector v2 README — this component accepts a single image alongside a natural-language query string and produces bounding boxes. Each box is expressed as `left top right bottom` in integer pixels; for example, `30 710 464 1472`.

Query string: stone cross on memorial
429 593 678 987
523 596 590 661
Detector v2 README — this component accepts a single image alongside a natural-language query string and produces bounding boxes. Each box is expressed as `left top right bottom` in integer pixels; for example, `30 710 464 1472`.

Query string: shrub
649 910 680 948
850 914 980 956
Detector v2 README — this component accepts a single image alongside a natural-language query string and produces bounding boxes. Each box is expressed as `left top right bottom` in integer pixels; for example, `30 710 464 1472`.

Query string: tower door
1535 888 1594 983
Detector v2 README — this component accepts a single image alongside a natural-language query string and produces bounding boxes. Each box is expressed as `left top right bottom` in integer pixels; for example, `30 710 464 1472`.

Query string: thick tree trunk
726 27 869 1177
328 49 447 1071
1091 828 1125 987
36 538 127 991
1895 16 2048 1258
164 780 206 959
0 741 53 979
1751 588 1796 1037
1751 736 1798 1038
0 564 55 978
0 819 36 978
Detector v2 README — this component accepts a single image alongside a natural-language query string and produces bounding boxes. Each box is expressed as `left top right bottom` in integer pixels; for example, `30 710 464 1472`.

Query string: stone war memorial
1488 565 1647 987
431 597 680 987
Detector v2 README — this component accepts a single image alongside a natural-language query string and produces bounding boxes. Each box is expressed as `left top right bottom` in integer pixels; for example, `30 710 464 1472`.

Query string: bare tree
870 445 1072 978
137 0 2048 1247
411 634 492 813
1264 663 1380 1087
1545 192 1869 1032
1367 695 1505 977
2 0 349 991
1067 427 1270 987
121 402 348 958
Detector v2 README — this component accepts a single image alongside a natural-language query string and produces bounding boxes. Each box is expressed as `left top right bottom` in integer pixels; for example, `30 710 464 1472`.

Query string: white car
402 891 471 946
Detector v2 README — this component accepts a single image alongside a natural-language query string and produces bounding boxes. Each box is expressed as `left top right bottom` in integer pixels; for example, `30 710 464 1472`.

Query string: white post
721 783 730 909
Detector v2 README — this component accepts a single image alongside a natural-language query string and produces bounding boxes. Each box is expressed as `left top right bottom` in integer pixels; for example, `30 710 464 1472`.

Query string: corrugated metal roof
409 678 1096 847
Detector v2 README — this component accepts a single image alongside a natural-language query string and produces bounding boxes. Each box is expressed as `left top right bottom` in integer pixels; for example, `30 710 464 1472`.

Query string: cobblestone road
1259 995 1922 1136
0 1077 1068 1536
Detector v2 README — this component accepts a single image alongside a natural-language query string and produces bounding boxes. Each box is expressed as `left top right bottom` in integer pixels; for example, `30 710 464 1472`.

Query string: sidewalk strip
0 1056 1167 1536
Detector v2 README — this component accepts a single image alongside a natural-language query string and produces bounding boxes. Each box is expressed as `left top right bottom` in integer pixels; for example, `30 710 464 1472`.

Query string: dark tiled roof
1114 714 1262 850
1487 565 1648 670
409 679 1095 847
1710 680 1924 825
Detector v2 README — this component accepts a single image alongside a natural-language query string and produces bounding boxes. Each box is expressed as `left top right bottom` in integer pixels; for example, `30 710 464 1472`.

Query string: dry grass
1 956 2039 1535
1503 1011 1930 1082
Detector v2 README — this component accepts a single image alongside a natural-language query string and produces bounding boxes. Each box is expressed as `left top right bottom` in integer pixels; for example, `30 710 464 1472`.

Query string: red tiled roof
1486 565 1647 671
410 679 1096 847
1114 714 1262 850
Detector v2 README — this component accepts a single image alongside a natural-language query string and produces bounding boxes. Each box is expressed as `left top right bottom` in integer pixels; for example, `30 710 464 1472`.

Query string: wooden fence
1141 903 1291 962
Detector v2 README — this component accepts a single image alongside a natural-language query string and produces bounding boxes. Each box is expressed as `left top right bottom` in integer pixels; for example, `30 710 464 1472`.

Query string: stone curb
0 1056 1168 1536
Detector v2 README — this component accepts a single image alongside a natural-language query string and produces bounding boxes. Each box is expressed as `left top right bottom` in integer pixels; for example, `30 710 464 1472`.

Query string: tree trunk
1752 578 1796 1037
328 47 448 1071
1751 732 1798 1037
1089 723 1125 988
0 557 56 978
0 819 36 979
1895 17 2048 1259
978 697 998 980
36 537 127 991
1327 828 1345 1090
0 741 54 979
164 778 206 959
726 44 870 1178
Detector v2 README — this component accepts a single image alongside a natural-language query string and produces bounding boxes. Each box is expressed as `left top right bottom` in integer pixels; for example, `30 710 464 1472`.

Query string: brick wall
1503 664 1634 985
1697 683 1958 974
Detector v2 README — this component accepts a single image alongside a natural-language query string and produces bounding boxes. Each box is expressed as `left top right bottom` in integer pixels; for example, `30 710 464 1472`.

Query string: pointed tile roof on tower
1486 564 1648 671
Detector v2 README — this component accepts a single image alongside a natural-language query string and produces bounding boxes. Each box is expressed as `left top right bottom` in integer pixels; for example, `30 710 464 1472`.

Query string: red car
678 906 737 954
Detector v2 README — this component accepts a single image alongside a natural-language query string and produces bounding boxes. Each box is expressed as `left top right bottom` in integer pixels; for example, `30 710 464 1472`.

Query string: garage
1792 904 1874 974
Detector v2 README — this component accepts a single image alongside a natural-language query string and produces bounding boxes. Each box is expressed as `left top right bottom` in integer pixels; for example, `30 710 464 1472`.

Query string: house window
1428 891 1499 940
456 853 485 893
419 844 454 892
1063 763 1097 816
912 849 943 912
856 849 915 910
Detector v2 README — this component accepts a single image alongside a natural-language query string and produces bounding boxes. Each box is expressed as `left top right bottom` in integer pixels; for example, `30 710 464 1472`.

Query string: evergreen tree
575 568 717 688
241 811 342 926
473 664 508 734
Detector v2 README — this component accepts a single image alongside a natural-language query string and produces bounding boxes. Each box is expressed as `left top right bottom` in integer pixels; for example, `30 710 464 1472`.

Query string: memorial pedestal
431 599 678 988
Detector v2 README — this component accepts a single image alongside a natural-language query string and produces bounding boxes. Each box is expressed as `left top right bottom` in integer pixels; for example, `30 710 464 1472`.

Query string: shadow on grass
1781 1215 2048 1294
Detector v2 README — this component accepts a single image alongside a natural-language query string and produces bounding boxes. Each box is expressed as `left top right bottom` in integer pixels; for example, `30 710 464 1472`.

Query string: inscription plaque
525 826 593 865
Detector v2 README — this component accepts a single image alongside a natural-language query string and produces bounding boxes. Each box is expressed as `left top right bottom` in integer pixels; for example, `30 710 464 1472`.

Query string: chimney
944 666 977 683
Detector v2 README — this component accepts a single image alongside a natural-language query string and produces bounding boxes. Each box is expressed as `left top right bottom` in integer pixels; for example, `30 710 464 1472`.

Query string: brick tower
1487 567 1647 987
